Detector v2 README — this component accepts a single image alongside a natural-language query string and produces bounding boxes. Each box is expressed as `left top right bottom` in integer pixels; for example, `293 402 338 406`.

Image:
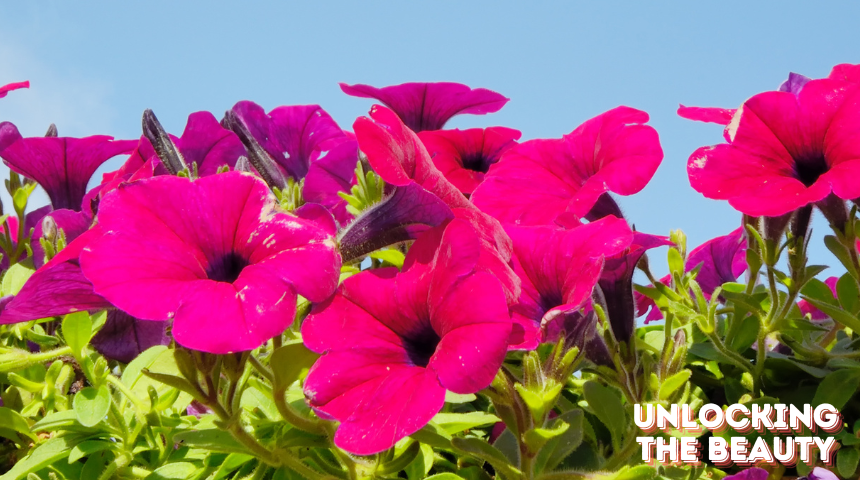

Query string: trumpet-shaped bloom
80 172 341 353
600 232 673 342
638 228 747 322
505 216 633 350
0 81 29 98
0 123 136 211
687 76 860 217
303 219 511 455
418 127 521 195
229 101 358 223
472 107 663 225
340 82 509 132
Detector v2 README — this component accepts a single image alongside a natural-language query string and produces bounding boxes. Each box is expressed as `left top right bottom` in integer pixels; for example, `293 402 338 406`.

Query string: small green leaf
73 385 111 427
0 435 77 480
271 342 319 392
404 444 434 480
409 422 452 449
838 273 860 315
0 407 35 442
172 429 250 455
432 411 500 435
611 465 658 480
534 409 584 473
523 421 569 453
813 369 860 409
801 297 860 331
451 437 521 480
444 391 476 404
658 369 692 400
369 249 406 268
583 381 625 444
424 475 465 480
667 247 684 277
838 448 860 479
1 264 34 296
62 311 92 359
68 440 114 463
145 462 197 480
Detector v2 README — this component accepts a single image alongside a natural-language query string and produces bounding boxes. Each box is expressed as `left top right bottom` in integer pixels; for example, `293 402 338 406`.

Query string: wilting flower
418 127 521 195
638 227 747 322
599 232 673 343
80 172 341 353
505 216 633 351
340 82 509 132
687 74 860 217
472 106 663 225
303 219 511 454
0 123 136 211
228 101 358 223
0 81 29 98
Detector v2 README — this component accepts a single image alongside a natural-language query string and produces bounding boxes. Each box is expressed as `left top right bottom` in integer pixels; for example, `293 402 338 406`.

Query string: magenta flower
471 106 663 225
0 81 29 98
418 127 521 195
677 105 736 126
505 216 633 350
80 172 341 354
302 219 512 454
723 468 768 480
340 82 509 132
638 228 747 322
829 63 860 83
228 101 358 223
600 232 673 342
0 122 136 211
687 75 860 217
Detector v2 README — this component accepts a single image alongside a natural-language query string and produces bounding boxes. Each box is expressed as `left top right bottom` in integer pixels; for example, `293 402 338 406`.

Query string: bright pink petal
175 111 245 175
340 82 509 132
677 105 736 125
0 81 29 98
303 136 358 225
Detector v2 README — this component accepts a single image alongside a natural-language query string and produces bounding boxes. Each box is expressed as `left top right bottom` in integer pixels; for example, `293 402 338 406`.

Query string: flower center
206 252 250 283
403 326 442 368
461 154 493 174
794 155 829 187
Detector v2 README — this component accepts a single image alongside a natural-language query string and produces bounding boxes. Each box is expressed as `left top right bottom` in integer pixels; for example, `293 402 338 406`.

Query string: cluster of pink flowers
0 63 858 457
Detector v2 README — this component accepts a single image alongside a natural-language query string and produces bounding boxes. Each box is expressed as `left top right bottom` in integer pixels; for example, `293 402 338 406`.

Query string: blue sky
1 1 859 273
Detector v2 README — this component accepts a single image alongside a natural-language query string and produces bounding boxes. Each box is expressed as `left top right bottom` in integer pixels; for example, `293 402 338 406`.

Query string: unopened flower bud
44 123 58 137
41 216 58 243
142 109 187 175
222 110 287 190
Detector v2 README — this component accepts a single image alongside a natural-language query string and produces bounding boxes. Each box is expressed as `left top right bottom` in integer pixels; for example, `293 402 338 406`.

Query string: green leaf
825 235 857 276
271 342 319 392
813 369 860 409
801 296 860 331
444 391 476 404
534 409 584 474
523 421 569 454
583 381 625 444
62 311 92 359
135 348 194 412
121 345 168 387
30 410 79 433
0 435 77 480
1 263 34 297
68 440 115 464
172 429 250 455
838 448 860 479
0 407 35 442
145 462 197 480
432 411 500 435
611 465 658 480
409 422 452 449
838 273 860 315
801 278 838 305
73 385 111 427
369 249 405 268
405 444 434 480
658 369 692 400
424 475 465 480
667 247 684 277
451 437 522 480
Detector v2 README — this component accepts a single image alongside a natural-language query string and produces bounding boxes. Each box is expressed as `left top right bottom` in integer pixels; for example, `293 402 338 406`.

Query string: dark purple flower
90 311 170 363
340 82 509 132
0 122 136 211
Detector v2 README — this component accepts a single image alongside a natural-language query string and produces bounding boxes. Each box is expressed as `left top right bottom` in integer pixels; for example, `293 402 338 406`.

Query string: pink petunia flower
418 127 521 195
505 216 633 351
638 227 747 323
471 106 663 225
829 63 860 84
722 468 768 480
340 82 509 132
228 101 358 224
0 81 29 99
302 219 511 455
0 122 136 211
687 74 860 217
79 172 341 354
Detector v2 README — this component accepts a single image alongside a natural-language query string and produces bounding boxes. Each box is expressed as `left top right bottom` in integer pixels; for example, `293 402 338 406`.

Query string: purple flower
228 101 358 223
505 216 633 351
0 81 29 99
723 468 768 480
90 311 169 364
472 107 663 225
303 219 512 454
0 122 136 211
340 82 509 132
802 467 839 480
80 172 341 354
